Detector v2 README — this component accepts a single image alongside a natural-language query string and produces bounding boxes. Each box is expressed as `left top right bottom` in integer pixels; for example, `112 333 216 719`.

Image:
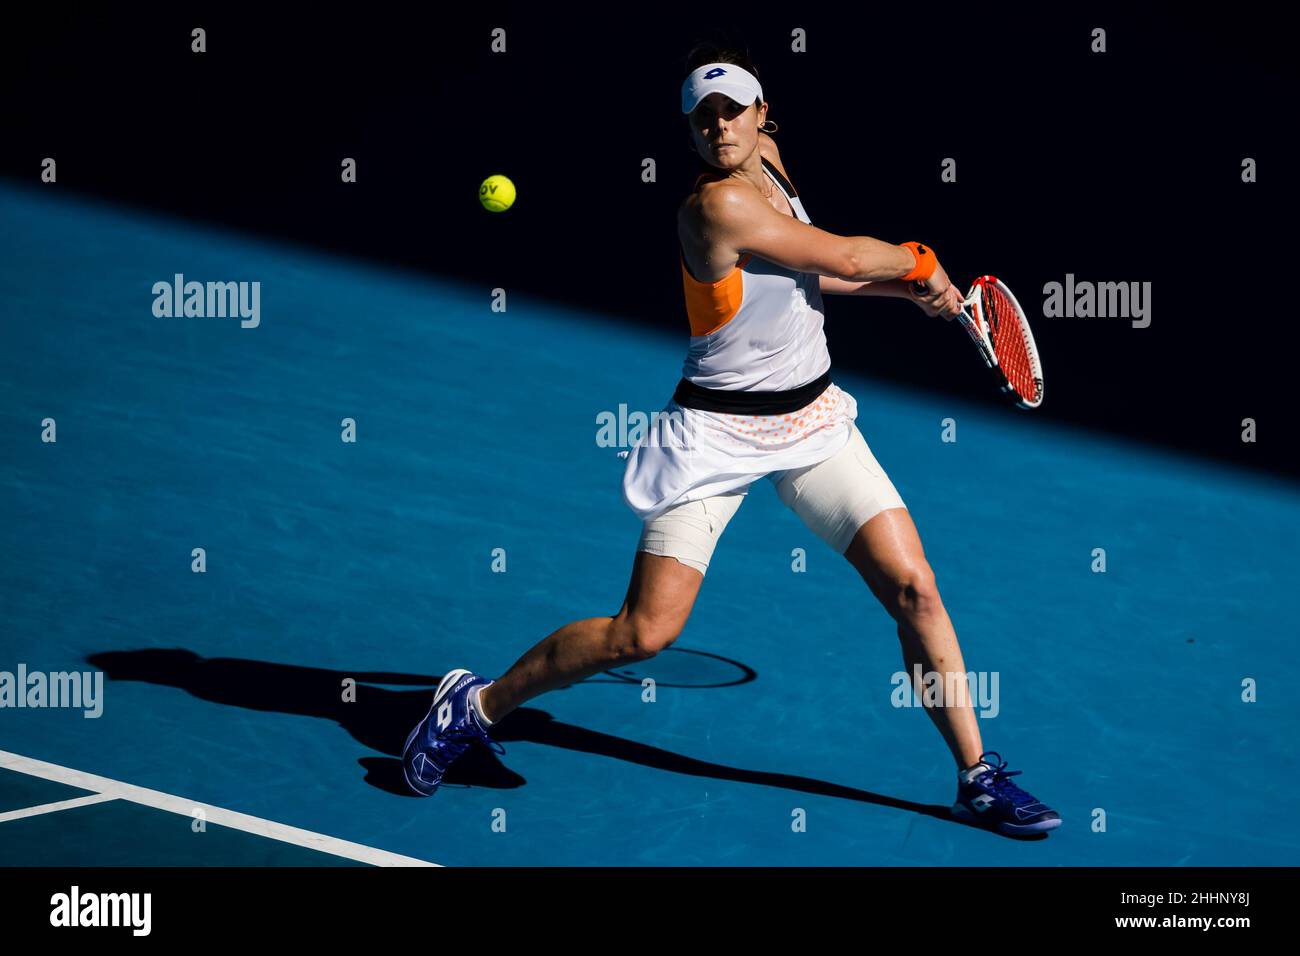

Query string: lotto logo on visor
681 61 764 113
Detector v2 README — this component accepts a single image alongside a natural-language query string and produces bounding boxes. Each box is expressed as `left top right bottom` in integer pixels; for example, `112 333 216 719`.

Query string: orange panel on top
680 252 751 337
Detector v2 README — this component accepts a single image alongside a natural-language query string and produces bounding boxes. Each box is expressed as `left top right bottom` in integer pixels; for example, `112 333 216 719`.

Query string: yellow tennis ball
479 174 516 212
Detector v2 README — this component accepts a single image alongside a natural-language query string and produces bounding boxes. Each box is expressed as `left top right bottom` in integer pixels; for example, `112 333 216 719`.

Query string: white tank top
681 159 833 390
621 157 858 522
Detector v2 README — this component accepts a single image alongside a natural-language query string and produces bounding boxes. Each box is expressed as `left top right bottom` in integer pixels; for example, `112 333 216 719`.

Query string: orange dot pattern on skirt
716 385 845 447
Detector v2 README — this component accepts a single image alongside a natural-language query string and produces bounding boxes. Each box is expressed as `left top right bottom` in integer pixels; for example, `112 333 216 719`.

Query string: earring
759 119 779 134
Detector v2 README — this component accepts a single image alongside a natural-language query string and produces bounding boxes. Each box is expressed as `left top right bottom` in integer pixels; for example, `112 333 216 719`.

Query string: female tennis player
403 44 1061 837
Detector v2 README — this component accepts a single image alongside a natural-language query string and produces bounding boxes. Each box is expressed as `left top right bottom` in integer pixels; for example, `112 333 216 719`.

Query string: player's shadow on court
86 648 1038 838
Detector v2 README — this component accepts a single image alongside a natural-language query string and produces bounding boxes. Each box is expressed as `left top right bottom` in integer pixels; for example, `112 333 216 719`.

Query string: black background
0 865 1286 938
3 2 1295 478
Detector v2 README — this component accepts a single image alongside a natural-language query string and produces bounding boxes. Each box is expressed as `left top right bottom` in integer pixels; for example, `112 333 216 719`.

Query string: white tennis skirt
635 422 907 574
621 381 861 523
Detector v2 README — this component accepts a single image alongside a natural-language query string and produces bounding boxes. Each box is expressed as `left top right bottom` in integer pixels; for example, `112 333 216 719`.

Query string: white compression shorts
636 423 906 575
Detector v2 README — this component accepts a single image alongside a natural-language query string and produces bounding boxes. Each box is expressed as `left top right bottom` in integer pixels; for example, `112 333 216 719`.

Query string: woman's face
688 91 767 168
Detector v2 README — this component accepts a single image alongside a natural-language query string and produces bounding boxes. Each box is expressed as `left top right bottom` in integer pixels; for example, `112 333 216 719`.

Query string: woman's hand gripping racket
912 275 1045 410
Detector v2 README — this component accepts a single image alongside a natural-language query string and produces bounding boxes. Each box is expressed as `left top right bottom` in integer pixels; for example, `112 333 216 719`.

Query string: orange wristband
899 241 937 282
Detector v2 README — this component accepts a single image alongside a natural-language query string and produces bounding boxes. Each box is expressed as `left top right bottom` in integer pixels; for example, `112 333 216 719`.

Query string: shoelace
972 751 1038 807
428 723 507 769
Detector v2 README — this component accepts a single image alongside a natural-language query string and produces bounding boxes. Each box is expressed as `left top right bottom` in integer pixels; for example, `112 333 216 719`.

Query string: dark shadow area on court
3 3 1296 482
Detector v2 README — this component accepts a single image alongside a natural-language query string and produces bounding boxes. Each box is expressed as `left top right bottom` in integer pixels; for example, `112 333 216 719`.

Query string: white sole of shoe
951 801 1062 835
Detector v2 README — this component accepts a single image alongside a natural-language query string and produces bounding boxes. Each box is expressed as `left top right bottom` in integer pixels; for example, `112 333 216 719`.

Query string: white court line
0 792 119 823
0 750 439 867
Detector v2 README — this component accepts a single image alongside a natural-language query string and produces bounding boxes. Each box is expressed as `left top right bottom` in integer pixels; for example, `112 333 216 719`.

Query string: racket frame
951 275 1045 410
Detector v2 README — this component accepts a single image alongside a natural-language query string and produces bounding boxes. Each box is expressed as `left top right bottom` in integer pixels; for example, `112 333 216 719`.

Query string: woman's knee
884 562 943 621
610 611 682 661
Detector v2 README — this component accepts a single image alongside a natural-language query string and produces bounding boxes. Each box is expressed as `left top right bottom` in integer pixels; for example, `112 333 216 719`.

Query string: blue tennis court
2 181 1297 866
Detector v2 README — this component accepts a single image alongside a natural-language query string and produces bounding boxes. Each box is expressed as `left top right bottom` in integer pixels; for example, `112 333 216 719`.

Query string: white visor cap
681 62 763 115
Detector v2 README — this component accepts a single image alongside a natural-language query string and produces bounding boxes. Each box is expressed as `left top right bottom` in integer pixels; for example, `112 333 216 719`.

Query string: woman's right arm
704 183 961 315
704 184 913 282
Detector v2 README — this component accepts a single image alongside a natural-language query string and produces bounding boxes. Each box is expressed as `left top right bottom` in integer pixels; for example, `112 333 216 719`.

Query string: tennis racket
912 275 1045 410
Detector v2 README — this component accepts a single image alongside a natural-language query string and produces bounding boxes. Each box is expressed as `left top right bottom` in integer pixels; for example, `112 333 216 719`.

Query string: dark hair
683 39 763 109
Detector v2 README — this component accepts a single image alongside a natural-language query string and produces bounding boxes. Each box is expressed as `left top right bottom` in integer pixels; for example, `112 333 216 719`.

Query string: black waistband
672 367 833 415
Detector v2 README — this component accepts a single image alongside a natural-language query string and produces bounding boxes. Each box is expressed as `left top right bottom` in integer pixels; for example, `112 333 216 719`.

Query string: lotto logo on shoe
972 794 995 813
436 700 453 731
451 675 476 695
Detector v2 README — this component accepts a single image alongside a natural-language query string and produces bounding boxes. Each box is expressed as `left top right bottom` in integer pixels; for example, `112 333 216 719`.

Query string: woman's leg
843 507 984 770
773 423 1059 832
771 425 983 770
477 550 703 722
478 491 746 722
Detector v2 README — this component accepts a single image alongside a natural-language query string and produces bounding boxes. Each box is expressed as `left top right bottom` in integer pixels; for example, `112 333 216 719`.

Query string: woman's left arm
819 275 915 298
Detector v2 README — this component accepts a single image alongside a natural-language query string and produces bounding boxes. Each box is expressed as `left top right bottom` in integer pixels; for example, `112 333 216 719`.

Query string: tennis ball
479 174 516 212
